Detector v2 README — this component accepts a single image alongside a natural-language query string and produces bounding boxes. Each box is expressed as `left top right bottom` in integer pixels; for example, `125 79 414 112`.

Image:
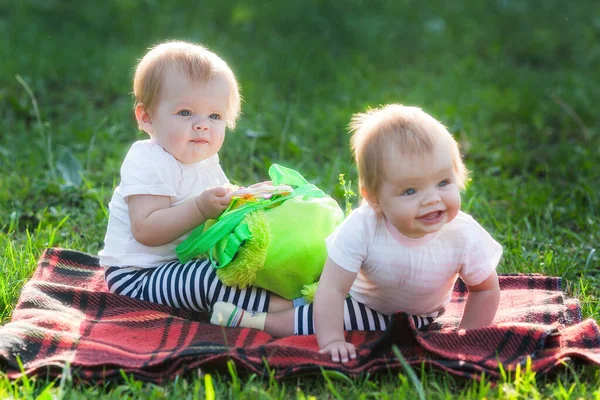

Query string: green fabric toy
176 164 344 300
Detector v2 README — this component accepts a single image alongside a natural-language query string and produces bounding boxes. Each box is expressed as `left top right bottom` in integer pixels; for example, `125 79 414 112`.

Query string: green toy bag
176 164 344 300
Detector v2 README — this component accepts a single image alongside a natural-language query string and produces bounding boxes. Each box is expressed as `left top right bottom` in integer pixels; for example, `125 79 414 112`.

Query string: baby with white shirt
212 104 502 363
99 41 292 316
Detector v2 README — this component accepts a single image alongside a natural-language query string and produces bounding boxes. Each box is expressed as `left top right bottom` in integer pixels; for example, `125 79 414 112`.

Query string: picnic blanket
1 248 599 383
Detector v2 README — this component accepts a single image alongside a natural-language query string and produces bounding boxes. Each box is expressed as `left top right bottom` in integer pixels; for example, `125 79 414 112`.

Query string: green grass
1 0 599 398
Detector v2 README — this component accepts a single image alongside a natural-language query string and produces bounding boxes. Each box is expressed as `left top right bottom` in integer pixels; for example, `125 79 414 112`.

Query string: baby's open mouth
419 210 445 221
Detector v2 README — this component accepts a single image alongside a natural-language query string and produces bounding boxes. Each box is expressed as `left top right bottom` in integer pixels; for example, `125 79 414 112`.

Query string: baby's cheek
447 205 460 223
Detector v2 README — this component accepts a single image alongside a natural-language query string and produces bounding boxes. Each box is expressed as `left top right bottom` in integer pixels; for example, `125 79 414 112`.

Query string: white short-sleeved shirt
326 204 502 316
98 139 229 268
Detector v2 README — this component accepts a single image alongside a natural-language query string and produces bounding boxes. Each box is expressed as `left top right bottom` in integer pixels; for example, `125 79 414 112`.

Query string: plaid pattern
1 248 599 383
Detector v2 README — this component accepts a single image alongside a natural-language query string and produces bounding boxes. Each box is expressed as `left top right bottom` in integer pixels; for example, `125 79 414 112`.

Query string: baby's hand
318 341 357 363
195 186 233 220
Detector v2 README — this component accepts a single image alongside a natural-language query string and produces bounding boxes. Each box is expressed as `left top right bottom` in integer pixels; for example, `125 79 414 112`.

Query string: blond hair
133 41 241 129
350 104 468 199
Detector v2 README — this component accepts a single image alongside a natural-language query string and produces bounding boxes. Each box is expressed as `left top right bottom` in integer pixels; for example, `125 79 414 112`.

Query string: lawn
1 1 599 398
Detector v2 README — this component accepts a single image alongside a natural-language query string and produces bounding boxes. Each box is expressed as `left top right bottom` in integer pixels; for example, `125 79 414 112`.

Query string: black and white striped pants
294 297 436 335
104 259 271 313
105 259 435 334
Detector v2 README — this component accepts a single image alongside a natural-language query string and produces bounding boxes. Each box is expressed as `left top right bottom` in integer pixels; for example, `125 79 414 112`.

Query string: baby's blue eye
438 180 450 187
402 188 416 196
209 114 221 120
178 110 192 117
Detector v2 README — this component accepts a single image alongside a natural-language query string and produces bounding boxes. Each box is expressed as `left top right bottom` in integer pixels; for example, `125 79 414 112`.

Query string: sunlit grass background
1 1 599 398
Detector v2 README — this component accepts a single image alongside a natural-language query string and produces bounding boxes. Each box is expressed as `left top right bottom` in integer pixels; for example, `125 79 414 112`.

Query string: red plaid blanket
1 248 599 383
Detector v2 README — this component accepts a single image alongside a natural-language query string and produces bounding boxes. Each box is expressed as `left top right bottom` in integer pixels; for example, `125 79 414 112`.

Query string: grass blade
392 345 425 400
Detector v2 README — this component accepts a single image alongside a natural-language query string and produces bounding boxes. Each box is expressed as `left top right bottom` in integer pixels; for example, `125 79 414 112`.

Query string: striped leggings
104 259 435 335
104 259 271 313
293 298 436 335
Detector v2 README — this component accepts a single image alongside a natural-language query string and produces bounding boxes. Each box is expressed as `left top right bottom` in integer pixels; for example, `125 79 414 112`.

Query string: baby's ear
134 103 153 136
361 187 381 214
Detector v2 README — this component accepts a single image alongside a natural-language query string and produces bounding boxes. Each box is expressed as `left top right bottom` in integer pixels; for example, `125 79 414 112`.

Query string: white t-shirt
326 204 502 316
98 139 229 268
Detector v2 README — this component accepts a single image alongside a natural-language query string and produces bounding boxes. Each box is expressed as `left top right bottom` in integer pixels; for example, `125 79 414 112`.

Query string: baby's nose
423 193 441 205
193 120 209 131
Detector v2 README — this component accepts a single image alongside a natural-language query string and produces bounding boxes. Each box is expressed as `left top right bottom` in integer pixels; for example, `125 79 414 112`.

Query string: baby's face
370 144 461 238
146 68 230 164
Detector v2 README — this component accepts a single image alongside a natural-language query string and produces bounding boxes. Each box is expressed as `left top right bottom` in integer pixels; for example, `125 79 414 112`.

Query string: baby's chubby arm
315 257 357 363
128 186 232 247
458 270 500 330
